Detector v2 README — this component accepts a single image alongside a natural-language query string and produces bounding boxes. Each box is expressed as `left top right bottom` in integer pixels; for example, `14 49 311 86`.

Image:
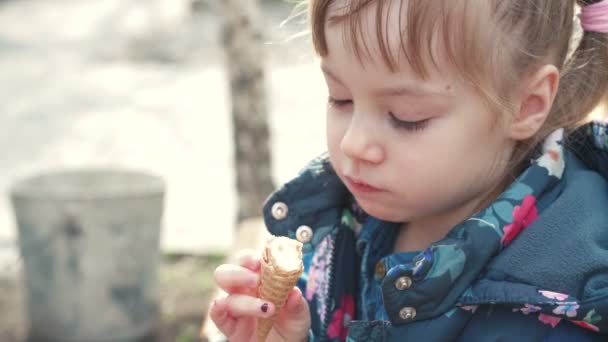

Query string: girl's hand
209 249 311 342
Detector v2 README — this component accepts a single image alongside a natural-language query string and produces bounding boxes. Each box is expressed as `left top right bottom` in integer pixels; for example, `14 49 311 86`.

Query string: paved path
0 0 327 271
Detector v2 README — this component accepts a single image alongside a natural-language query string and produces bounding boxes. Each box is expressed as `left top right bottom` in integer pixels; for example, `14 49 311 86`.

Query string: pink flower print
516 304 542 315
306 269 318 300
539 314 562 328
305 236 334 322
306 236 332 300
572 320 600 332
306 257 325 300
327 295 355 340
539 290 569 301
553 303 580 318
501 195 539 246
460 305 479 314
548 150 560 162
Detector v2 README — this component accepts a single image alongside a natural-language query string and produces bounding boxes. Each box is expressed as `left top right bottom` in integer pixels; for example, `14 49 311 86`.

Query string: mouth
344 176 383 193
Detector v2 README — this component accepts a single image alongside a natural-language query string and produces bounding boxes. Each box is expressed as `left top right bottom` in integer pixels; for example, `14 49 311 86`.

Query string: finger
274 287 311 336
223 285 258 297
224 294 276 318
282 287 309 318
209 298 237 336
214 264 260 291
234 249 261 271
284 287 303 312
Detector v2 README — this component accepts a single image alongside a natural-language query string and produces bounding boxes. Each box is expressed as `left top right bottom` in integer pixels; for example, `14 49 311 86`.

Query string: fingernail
214 297 225 307
261 303 269 313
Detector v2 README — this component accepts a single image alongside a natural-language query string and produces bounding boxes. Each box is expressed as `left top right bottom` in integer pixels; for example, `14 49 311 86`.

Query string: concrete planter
10 169 165 342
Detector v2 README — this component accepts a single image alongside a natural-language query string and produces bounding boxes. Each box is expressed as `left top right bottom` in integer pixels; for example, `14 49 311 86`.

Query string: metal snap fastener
394 276 412 290
271 202 288 220
295 225 313 243
375 261 387 279
399 307 417 320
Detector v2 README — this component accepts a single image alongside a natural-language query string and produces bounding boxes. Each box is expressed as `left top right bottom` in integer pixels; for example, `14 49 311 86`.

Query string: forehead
326 1 402 60
317 0 495 83
323 0 446 81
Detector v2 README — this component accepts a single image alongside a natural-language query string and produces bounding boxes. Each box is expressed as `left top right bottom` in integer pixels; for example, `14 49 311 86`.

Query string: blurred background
0 0 326 341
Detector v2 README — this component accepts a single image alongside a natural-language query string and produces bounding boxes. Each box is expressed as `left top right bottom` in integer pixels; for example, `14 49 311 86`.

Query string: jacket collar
263 152 351 252
263 121 608 331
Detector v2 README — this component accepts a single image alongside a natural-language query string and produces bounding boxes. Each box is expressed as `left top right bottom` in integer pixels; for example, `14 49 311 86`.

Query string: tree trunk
217 0 275 225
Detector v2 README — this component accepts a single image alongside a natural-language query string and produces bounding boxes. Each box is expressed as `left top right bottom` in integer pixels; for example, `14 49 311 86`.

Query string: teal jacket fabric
262 122 608 341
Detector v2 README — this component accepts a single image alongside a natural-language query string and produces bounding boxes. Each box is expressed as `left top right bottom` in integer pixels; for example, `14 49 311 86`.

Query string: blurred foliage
159 253 226 341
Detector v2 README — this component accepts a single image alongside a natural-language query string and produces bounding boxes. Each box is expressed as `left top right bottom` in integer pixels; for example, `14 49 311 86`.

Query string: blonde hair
309 0 608 183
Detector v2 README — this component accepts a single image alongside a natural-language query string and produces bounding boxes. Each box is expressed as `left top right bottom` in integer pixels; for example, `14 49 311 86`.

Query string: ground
157 254 225 342
0 254 225 342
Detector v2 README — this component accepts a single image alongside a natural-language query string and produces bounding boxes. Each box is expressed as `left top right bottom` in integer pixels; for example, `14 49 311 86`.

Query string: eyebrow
321 64 452 99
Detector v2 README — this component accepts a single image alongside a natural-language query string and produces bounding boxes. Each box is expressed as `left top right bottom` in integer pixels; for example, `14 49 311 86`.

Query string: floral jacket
262 121 608 341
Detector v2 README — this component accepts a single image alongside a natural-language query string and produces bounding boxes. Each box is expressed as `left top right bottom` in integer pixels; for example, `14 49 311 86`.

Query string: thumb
272 287 311 341
279 287 310 322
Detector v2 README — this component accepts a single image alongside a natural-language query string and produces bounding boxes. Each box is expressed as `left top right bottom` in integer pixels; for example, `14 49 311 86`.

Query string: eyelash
388 113 430 132
328 97 430 133
328 97 353 109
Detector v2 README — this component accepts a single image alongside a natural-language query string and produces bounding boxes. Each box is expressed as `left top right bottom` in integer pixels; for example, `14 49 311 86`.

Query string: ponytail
547 0 608 134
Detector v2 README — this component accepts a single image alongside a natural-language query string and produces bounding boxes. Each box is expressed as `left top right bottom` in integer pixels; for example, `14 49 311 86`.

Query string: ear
508 65 560 140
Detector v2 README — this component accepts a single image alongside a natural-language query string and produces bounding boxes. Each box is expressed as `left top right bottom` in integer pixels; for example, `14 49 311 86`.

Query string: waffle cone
256 236 303 342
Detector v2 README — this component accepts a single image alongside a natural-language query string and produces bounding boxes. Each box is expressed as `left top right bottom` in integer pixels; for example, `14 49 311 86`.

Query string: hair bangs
310 0 500 86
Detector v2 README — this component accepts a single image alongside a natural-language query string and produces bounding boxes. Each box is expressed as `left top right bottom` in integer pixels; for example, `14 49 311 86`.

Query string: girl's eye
389 113 430 132
328 96 353 110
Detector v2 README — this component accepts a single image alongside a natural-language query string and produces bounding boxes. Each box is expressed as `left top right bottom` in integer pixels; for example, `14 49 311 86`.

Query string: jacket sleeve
542 322 604 342
459 305 604 341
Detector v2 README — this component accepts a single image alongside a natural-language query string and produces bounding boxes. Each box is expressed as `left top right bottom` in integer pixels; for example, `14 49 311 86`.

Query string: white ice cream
266 236 303 272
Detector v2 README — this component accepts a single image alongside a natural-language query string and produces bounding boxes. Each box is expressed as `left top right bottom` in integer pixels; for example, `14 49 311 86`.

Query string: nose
340 113 384 165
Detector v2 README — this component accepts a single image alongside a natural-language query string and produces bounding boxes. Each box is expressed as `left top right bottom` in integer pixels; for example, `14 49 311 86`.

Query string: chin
356 199 409 223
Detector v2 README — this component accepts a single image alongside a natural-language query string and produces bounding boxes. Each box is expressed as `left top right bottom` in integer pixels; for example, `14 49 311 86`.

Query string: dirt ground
157 254 225 342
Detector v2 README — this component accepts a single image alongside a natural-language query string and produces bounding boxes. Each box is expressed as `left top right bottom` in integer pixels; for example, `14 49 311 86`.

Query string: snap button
399 307 417 320
295 225 313 243
394 276 412 290
375 261 387 279
271 202 288 220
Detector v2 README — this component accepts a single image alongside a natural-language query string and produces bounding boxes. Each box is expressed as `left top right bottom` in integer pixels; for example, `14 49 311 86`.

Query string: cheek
424 123 507 199
389 148 439 205
326 111 347 154
393 116 499 192
433 109 501 164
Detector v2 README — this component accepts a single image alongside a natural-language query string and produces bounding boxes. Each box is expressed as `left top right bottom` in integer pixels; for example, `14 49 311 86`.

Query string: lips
344 176 383 193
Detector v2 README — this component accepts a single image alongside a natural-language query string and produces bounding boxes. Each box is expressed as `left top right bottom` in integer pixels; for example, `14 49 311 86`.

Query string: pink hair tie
581 0 608 33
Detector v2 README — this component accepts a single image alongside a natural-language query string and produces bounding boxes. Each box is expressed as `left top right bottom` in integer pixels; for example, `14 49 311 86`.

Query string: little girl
210 0 608 340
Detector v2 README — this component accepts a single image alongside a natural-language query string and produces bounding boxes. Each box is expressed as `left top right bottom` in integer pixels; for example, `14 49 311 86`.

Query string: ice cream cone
256 236 303 342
